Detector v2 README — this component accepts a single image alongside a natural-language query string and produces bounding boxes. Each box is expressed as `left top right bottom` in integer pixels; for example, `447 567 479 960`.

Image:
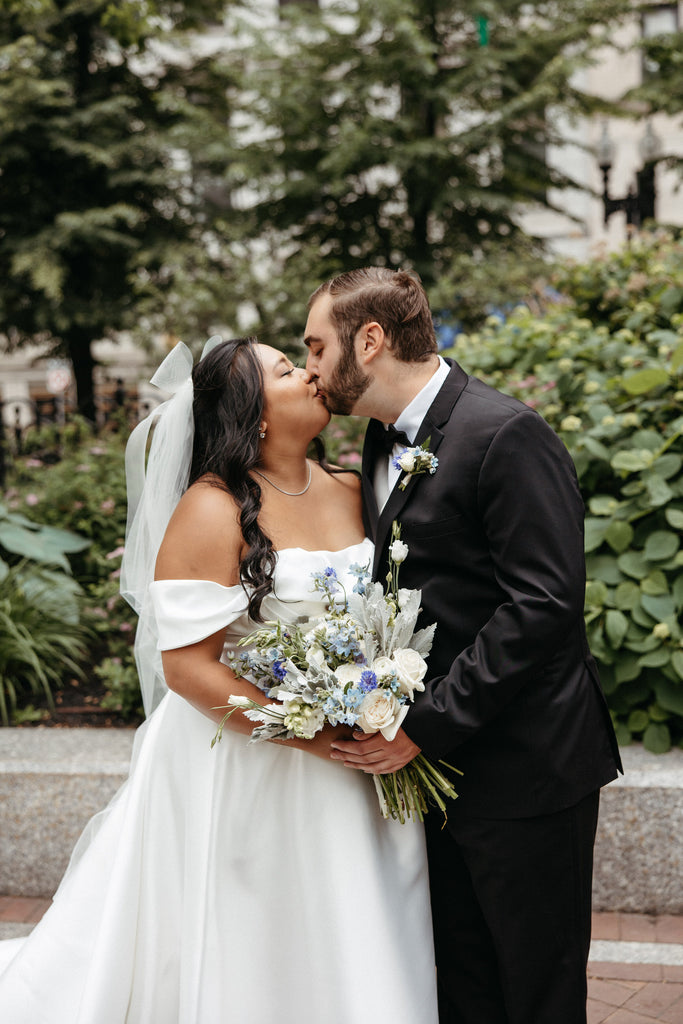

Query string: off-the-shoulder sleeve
149 579 250 650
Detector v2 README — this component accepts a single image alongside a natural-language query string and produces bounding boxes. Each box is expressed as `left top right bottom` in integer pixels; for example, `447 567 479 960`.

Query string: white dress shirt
373 356 450 510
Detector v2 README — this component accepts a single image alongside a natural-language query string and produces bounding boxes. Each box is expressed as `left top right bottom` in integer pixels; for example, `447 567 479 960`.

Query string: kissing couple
0 268 621 1024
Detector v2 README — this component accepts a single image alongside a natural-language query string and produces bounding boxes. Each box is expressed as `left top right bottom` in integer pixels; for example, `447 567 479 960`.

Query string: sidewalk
589 913 683 1023
1 900 682 1021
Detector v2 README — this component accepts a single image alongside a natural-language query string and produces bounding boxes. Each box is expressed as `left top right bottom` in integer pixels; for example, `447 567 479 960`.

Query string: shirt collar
390 356 450 444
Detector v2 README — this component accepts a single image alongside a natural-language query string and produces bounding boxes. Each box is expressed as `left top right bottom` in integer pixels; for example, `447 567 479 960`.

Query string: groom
304 267 622 1024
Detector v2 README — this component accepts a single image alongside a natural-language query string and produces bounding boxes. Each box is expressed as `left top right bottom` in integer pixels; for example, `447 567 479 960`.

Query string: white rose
334 663 364 687
392 648 428 698
357 689 409 741
389 539 409 564
397 451 416 472
370 656 396 683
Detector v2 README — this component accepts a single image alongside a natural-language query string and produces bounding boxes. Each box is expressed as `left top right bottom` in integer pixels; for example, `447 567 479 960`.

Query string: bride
0 336 438 1023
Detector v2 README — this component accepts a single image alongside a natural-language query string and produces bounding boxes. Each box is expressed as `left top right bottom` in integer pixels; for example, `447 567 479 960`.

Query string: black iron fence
0 387 163 488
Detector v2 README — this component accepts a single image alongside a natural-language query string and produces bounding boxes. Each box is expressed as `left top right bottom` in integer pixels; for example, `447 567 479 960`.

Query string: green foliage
84 568 142 720
5 422 142 720
7 419 127 583
444 230 683 751
0 561 88 725
214 0 631 340
0 502 90 574
0 0 236 415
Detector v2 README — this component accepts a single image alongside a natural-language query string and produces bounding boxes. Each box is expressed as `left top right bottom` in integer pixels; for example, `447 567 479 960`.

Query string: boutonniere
392 437 439 490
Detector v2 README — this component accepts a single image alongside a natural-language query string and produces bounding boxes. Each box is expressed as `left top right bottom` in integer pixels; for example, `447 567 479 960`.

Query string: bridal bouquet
212 523 461 823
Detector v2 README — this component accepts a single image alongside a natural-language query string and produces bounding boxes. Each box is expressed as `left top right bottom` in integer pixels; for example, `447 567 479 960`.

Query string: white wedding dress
0 540 438 1023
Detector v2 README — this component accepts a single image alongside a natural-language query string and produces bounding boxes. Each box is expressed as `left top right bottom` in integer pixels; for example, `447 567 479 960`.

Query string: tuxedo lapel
361 418 383 540
369 360 469 578
371 424 444 577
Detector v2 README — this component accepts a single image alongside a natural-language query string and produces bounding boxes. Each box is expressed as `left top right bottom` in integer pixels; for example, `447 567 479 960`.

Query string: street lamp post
597 121 661 229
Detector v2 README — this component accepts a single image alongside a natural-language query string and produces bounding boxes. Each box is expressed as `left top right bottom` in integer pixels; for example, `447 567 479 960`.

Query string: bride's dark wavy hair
188 337 340 621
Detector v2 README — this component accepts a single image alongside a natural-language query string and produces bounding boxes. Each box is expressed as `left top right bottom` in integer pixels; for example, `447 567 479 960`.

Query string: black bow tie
376 424 411 455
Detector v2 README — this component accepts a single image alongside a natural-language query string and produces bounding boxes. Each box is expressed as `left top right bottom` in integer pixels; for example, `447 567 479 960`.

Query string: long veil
119 336 222 717
55 337 222 889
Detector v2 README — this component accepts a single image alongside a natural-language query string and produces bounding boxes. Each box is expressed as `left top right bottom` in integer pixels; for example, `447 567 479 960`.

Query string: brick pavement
588 913 683 1023
1 899 682 1021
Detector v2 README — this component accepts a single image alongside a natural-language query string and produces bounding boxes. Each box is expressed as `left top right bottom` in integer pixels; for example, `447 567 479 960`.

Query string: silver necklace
253 461 312 496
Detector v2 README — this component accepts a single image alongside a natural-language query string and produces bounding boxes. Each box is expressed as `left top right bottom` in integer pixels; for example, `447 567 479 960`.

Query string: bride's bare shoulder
155 477 242 584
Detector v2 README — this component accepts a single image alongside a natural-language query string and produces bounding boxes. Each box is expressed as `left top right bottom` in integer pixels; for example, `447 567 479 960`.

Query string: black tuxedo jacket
362 359 622 820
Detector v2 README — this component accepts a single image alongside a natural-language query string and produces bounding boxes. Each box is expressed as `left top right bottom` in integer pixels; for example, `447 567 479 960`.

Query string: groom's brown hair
309 267 437 363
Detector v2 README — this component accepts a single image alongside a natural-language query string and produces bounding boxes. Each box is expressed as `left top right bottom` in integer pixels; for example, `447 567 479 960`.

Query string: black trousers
425 790 600 1024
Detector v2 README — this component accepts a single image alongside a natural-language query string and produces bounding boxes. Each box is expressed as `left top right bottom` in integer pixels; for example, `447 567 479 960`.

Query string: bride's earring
259 423 267 440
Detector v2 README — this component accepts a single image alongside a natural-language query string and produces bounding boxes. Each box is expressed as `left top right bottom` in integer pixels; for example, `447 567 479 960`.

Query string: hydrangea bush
443 230 683 751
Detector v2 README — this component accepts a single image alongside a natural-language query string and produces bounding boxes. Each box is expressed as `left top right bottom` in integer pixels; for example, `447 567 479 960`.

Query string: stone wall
1 729 681 910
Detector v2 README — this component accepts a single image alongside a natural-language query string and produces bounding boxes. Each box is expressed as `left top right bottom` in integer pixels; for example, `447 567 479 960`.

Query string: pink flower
119 622 133 633
338 451 362 466
76 464 91 473
100 499 115 513
25 493 39 506
25 458 42 468
109 569 121 580
89 446 106 456
73 501 84 510
106 546 126 560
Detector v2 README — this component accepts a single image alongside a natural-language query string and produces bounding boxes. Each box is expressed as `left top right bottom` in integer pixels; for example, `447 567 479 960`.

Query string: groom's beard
321 346 370 415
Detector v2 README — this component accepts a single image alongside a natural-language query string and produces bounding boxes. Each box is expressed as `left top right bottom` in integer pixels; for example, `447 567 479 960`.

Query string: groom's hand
330 728 420 773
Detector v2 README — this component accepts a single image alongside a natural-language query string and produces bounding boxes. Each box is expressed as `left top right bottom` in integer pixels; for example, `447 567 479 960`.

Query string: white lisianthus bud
392 648 428 698
357 689 408 741
334 663 364 686
653 622 670 640
228 695 252 708
389 539 409 564
397 588 412 610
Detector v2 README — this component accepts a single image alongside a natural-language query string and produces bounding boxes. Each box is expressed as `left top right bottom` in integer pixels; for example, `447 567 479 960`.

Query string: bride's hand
272 722 354 760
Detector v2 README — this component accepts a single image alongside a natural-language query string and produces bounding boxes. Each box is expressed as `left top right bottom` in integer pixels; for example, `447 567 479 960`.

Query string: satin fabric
0 541 437 1023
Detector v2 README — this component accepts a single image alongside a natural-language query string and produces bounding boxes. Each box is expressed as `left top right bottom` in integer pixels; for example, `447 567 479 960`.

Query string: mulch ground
13 675 143 729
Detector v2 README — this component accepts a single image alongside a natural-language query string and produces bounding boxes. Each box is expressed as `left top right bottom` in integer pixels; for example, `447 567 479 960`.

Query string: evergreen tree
0 0 235 418
217 0 632 335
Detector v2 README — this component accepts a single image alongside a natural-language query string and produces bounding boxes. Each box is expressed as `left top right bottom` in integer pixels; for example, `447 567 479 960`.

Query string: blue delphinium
272 659 287 682
359 670 378 693
311 566 340 596
348 561 370 595
325 619 364 662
